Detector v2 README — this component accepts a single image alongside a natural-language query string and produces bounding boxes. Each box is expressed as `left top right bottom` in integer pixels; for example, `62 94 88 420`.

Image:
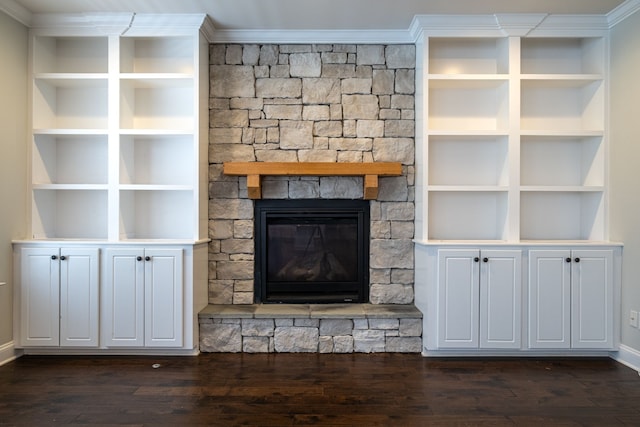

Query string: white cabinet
437 249 521 349
529 249 614 350
104 248 183 348
19 247 99 347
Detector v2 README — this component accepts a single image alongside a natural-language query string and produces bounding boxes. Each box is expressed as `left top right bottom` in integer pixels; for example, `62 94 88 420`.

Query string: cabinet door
104 248 144 347
437 249 480 348
20 248 60 347
528 250 571 349
59 247 100 347
144 248 183 348
571 250 613 349
480 250 521 349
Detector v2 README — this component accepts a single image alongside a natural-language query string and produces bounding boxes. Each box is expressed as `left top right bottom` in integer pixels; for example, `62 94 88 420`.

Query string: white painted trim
21 348 199 356
608 0 640 27
209 28 413 44
0 341 22 367
610 344 640 373
30 13 134 36
0 0 32 26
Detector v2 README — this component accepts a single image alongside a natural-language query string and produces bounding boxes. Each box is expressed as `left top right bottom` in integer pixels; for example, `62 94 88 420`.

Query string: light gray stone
255 149 298 162
210 110 249 128
378 176 409 202
242 44 260 65
395 69 415 94
274 327 319 352
298 150 338 162
280 44 312 53
264 105 302 120
380 109 401 120
369 283 414 304
221 239 253 254
209 220 233 240
262 180 289 199
333 336 354 353
233 292 254 304
320 319 353 336
314 121 343 137
259 45 279 65
303 105 330 121
280 121 314 149
343 121 357 137
321 64 355 78
302 78 341 104
209 181 238 199
329 138 372 151
256 78 302 98
243 336 270 353
342 95 379 120
209 98 230 110
385 120 414 137
226 45 242 64
200 323 242 352
290 53 322 77
391 221 414 239
233 220 253 239
391 269 414 285
234 280 253 292
209 45 226 65
289 180 320 198
391 95 414 109
208 279 233 304
382 202 415 221
399 318 422 337
230 98 263 110
372 69 394 95
337 151 363 163
385 45 416 69
356 120 384 138
210 65 255 98
357 45 385 65
295 318 319 327
353 329 386 353
322 52 347 64
341 78 372 94
319 336 334 353
242 319 275 337
370 239 414 269
369 318 399 330
209 143 255 163
320 177 363 199
216 261 254 280
371 221 391 239
372 138 414 164
386 337 422 353
210 199 254 220
353 319 369 329
275 318 294 327
270 65 290 78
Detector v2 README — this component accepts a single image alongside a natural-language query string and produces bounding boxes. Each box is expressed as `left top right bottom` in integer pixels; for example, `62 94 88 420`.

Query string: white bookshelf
421 34 607 242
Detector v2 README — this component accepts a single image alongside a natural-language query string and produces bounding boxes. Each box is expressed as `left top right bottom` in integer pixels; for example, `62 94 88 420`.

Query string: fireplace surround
254 199 370 303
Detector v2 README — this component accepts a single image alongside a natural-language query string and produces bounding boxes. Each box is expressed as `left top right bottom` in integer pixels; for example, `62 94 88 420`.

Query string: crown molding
209 29 413 44
124 13 211 36
494 14 547 36
529 14 610 36
608 0 640 27
0 0 32 26
30 13 134 36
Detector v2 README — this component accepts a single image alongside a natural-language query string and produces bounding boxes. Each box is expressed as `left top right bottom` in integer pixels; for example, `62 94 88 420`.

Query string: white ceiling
5 0 630 30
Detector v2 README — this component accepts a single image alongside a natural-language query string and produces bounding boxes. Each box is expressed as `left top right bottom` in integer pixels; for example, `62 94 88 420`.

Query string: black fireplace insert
254 199 370 303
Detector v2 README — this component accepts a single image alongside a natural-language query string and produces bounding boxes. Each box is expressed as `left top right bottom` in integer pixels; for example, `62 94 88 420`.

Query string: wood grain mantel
223 162 402 200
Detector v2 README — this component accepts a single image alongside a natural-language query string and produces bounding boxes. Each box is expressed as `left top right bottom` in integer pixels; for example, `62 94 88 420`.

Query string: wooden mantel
223 162 402 200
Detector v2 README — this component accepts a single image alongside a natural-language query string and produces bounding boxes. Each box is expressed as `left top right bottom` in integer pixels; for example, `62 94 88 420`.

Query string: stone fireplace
201 43 421 353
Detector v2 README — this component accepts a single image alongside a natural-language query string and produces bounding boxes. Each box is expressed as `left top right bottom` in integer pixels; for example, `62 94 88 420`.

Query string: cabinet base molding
610 344 640 374
19 347 200 357
422 349 614 358
0 341 22 367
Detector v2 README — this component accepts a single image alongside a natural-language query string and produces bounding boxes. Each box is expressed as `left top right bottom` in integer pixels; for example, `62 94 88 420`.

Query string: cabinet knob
574 257 580 263
474 257 479 262
60 255 66 261
145 256 151 261
483 257 489 263
51 255 57 260
566 257 571 263
137 256 143 261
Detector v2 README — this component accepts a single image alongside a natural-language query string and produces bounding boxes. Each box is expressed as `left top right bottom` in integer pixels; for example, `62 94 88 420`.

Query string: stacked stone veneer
208 43 416 309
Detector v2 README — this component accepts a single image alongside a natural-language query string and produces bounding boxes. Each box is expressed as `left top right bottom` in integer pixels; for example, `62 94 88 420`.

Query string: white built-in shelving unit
15 13 213 354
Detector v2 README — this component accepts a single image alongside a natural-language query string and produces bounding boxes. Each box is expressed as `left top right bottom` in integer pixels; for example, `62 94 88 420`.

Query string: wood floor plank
1 354 640 426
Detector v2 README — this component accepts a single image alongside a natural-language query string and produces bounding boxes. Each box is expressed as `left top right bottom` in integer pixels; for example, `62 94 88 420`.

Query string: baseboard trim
610 344 640 373
0 341 22 366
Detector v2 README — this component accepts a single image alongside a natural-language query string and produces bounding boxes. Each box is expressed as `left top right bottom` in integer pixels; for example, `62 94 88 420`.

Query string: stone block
209 220 233 240
372 69 394 95
243 336 271 353
225 45 242 64
210 65 255 98
353 319 369 329
233 220 253 239
370 268 391 284
372 138 414 164
208 279 233 304
357 45 385 65
337 151 363 163
329 137 372 152
230 98 264 110
382 202 415 221
341 78 372 94
319 336 334 353
264 105 302 120
270 65 290 78
380 109 401 120
322 52 347 64
399 318 423 337
274 327 319 352
262 180 289 199
370 221 391 239
242 44 260 65
319 319 353 336
221 239 253 255
280 45 312 53
210 199 254 220
233 292 254 304
209 45 226 65
289 180 321 198
295 318 320 327
385 337 422 353
216 260 254 280
290 53 322 77
209 143 255 163
255 149 298 162
275 318 294 327
209 181 239 199
391 94 414 109
280 121 314 149
369 318 399 330
385 45 415 69
342 95 379 120
370 239 414 269
391 269 414 285
259 45 279 65
369 284 414 304
333 336 354 353
242 319 275 337
200 323 242 352
256 78 302 98
303 105 331 121
302 78 341 104
391 221 415 239
320 177 363 199
395 69 415 94
210 110 249 128
314 121 343 137
234 280 253 292
298 150 338 162
378 176 409 202
321 64 356 78
353 329 386 353
385 120 415 137
356 120 384 138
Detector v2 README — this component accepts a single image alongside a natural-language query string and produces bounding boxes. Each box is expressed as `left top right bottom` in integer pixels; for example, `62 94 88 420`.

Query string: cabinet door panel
20 248 60 346
59 247 99 347
528 250 571 348
144 248 183 347
104 248 144 347
480 250 521 349
571 250 613 349
437 249 479 348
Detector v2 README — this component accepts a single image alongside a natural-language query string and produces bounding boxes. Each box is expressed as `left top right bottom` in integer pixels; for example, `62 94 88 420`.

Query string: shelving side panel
428 38 509 74
33 36 108 74
520 136 604 187
120 37 195 74
119 190 194 240
119 135 194 186
32 189 108 239
428 191 509 241
428 136 508 186
33 134 108 185
520 191 604 241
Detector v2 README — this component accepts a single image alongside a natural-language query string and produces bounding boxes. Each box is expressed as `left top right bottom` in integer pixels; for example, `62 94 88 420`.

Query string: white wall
0 10 28 353
610 8 640 353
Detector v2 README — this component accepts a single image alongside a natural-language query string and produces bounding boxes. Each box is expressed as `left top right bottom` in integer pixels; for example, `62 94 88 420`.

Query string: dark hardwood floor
1 353 640 426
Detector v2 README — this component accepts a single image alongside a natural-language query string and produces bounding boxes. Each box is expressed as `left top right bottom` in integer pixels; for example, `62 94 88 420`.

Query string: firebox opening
255 199 370 304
